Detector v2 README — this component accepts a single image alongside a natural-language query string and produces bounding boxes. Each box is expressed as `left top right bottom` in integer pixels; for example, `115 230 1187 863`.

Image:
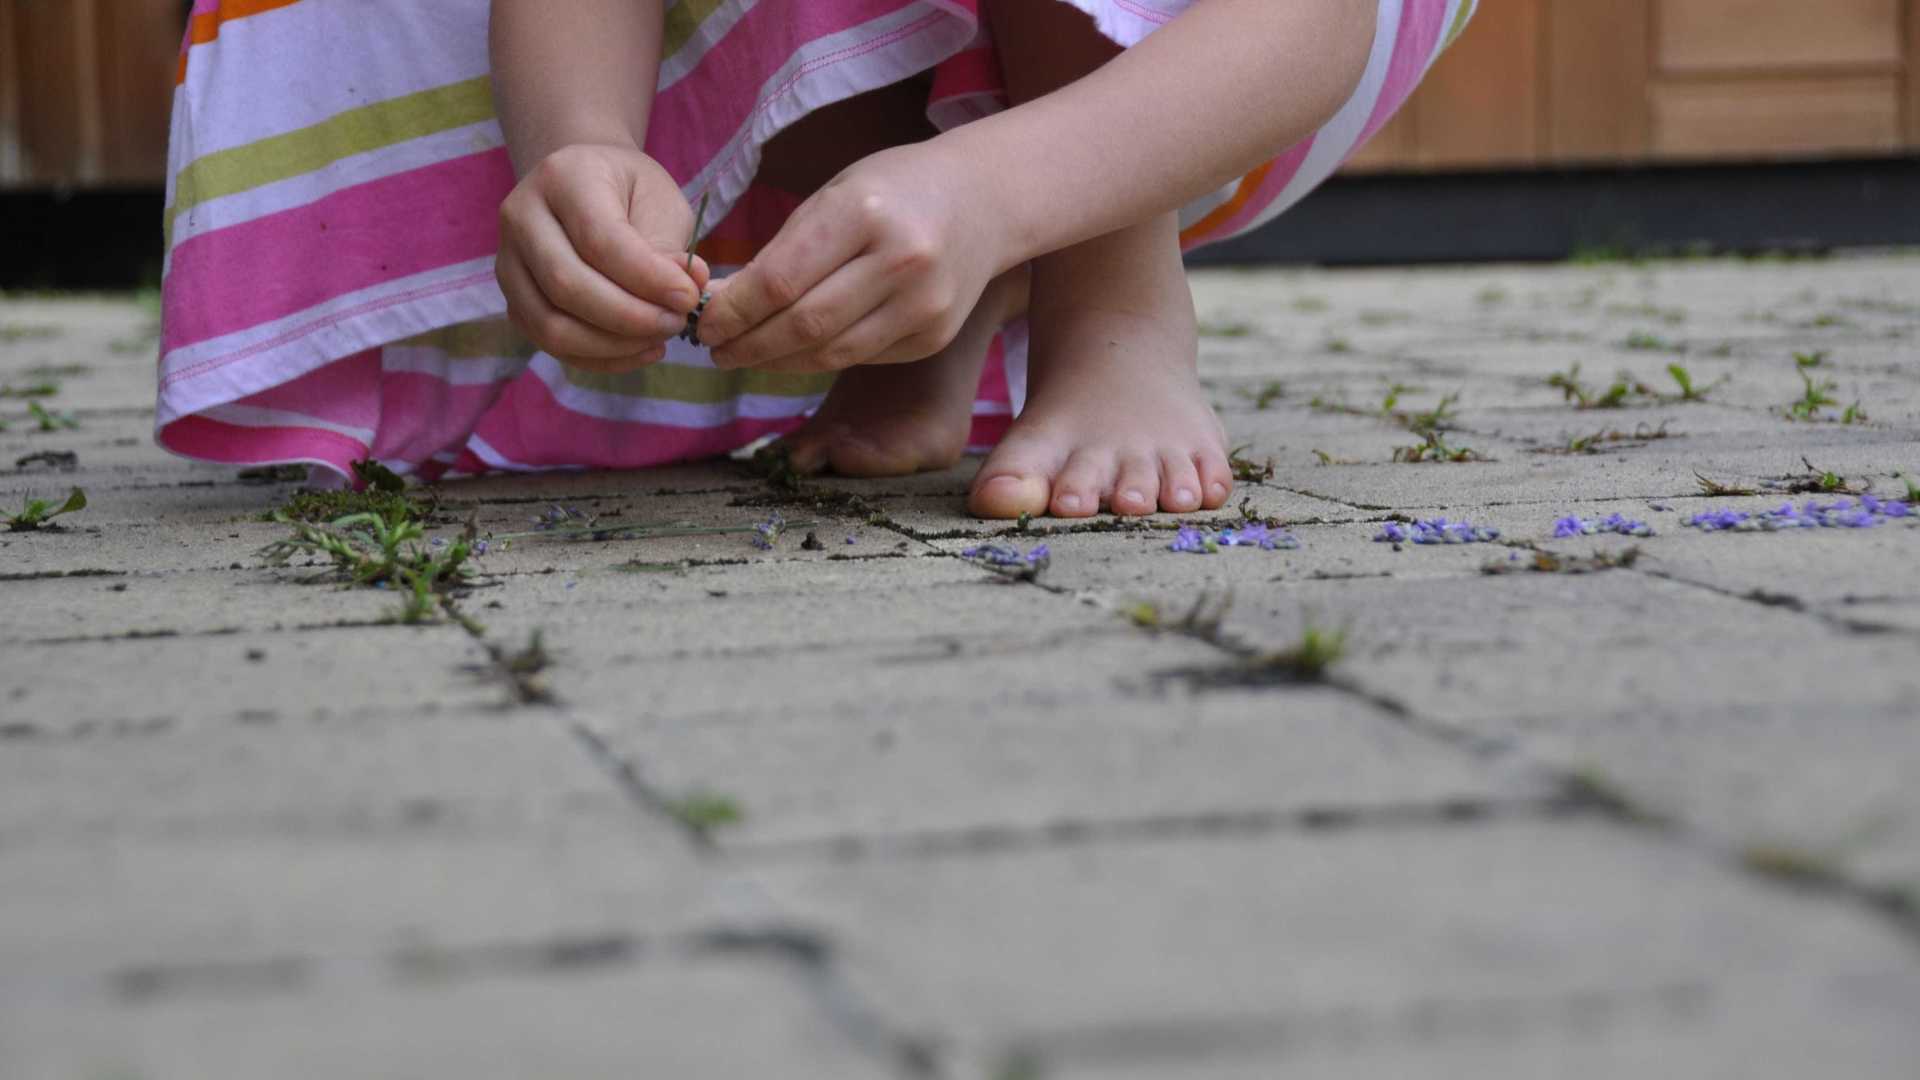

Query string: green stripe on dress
167 77 497 245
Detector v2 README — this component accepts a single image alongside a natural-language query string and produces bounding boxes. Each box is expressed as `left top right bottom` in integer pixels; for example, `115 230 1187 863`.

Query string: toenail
1124 489 1146 506
1176 488 1196 506
1058 494 1082 511
1209 483 1229 498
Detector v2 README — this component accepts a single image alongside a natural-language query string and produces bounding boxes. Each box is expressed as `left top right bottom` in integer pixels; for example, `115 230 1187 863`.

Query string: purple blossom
1375 517 1502 546
471 539 490 556
1169 527 1217 554
533 505 587 531
1170 524 1300 554
961 543 1050 568
1684 497 1913 533
750 512 785 550
1552 513 1654 539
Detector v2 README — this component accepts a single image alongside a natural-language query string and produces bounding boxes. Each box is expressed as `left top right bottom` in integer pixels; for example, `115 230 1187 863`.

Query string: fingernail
659 312 688 336
1058 493 1082 511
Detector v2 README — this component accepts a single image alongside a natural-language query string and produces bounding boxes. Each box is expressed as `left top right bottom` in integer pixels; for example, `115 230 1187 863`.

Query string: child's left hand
697 141 1008 373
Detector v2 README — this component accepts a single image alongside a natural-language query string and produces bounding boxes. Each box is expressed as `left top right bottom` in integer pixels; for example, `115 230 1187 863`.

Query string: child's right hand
496 144 711 372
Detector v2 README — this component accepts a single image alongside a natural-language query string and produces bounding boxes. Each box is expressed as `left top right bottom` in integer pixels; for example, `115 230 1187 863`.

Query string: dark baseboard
2 189 166 291
1186 157 1920 267
3 158 1917 289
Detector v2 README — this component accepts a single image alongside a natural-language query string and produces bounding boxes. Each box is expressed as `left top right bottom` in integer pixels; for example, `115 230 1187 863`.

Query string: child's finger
499 250 669 361
697 207 867 347
548 180 703 314
708 255 891 370
518 208 689 340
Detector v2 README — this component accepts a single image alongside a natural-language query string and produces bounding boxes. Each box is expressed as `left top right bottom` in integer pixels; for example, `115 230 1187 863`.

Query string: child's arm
491 0 707 372
699 0 1375 371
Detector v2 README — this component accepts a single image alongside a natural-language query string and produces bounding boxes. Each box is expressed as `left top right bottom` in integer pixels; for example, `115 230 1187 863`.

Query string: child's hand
697 142 1006 373
496 144 711 372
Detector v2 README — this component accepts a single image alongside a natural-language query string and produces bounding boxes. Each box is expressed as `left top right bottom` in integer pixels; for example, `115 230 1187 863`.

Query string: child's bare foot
778 268 1028 477
968 212 1233 519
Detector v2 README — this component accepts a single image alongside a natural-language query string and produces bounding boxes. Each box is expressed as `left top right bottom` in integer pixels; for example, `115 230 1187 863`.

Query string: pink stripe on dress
1354 0 1451 150
163 149 513 352
160 413 372 467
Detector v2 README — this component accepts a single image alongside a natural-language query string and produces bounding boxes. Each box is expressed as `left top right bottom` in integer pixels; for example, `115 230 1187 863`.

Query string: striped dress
158 0 1476 482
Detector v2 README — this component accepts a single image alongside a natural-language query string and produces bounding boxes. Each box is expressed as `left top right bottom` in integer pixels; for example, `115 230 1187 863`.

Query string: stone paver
3 253 1918 1077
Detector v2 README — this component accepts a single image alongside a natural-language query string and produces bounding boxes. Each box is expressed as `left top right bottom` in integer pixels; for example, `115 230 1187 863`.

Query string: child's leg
967 1 1233 519
757 79 1024 477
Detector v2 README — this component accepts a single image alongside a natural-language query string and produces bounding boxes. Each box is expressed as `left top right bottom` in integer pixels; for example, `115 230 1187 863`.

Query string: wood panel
1909 0 1920 143
93 0 183 184
0 0 19 182
1652 76 1905 158
1658 0 1902 73
9 0 105 186
1546 0 1652 162
1406 0 1545 168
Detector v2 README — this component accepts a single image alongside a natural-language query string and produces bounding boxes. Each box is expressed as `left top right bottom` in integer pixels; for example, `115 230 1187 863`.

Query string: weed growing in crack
1199 318 1255 338
1664 362 1723 402
1786 367 1841 421
1228 446 1275 482
465 628 555 705
1483 547 1643 576
1237 380 1284 409
25 401 78 431
1694 472 1758 497
1391 430 1484 463
269 484 434 528
0 381 58 399
259 511 479 624
1765 458 1858 495
3 487 86 531
664 792 744 832
1622 330 1686 353
1548 422 1673 455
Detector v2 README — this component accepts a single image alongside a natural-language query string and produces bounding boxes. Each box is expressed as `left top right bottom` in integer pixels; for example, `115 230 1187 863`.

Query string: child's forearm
490 0 668 175
957 0 1378 267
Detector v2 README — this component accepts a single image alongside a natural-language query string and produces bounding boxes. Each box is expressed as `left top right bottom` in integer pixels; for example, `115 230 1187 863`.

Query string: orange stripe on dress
1178 160 1274 249
177 0 306 84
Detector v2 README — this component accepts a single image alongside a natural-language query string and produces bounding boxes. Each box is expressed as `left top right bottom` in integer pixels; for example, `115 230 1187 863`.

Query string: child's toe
1050 451 1113 518
969 473 1050 519
1196 450 1234 509
1111 454 1162 516
1158 450 1203 513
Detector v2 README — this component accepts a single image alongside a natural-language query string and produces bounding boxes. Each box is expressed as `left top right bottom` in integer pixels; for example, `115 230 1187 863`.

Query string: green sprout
1248 624 1349 681
3 487 87 531
259 510 477 623
1228 446 1275 483
664 792 744 832
0 381 58 399
1392 430 1483 463
26 401 78 431
1666 363 1706 401
1237 380 1284 409
1623 331 1685 353
1794 350 1826 369
1840 401 1868 425
1786 369 1840 421
1199 319 1255 338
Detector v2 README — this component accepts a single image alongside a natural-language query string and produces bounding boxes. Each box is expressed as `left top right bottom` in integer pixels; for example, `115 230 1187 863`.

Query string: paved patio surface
3 254 1918 1078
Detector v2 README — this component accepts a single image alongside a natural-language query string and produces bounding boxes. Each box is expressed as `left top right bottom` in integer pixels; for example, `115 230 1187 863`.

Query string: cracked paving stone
732 819 1920 1077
